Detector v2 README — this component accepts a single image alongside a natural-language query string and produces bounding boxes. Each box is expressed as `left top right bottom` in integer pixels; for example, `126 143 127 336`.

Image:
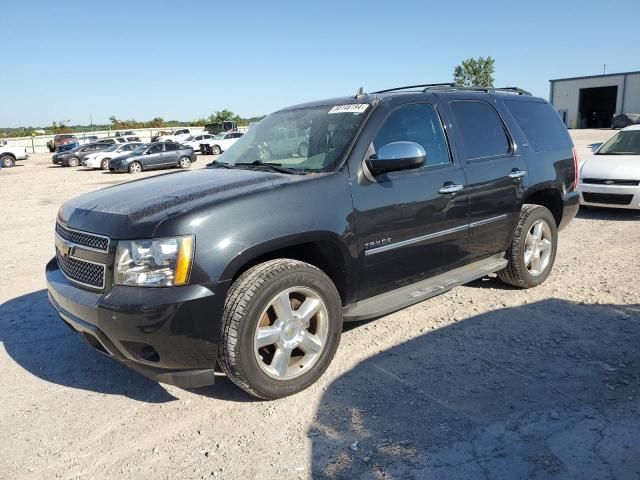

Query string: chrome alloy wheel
524 219 552 276
253 287 329 380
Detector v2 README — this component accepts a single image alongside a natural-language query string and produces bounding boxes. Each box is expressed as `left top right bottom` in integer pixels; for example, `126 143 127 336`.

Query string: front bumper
109 162 129 173
46 257 230 388
579 183 640 210
83 158 101 168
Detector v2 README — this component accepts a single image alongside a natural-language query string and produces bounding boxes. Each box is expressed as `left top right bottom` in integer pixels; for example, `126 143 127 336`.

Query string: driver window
373 103 450 167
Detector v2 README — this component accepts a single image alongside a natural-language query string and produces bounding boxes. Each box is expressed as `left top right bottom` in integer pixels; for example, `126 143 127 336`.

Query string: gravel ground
1 130 639 480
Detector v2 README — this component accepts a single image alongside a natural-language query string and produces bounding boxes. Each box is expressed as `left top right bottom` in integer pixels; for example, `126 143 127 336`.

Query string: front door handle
508 169 527 179
438 184 464 194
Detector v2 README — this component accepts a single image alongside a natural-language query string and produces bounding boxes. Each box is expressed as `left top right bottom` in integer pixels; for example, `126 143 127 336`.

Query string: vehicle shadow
576 206 640 221
0 290 177 403
0 289 259 403
309 299 640 479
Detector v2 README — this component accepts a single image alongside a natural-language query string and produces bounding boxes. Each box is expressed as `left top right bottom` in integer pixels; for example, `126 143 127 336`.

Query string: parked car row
50 139 197 174
47 133 141 152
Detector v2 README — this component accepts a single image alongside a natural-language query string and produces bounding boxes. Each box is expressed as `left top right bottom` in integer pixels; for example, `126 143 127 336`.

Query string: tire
101 158 111 170
67 156 80 167
219 259 343 399
1 155 15 168
178 156 191 169
211 145 221 155
128 161 142 174
497 204 558 288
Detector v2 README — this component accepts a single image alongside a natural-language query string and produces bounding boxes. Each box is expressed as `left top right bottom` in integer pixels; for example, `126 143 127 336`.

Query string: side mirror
365 141 426 176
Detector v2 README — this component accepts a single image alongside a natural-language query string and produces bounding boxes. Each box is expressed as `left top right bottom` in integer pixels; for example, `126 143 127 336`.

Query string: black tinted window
148 144 163 154
505 100 573 151
373 103 450 167
450 101 510 159
164 143 178 151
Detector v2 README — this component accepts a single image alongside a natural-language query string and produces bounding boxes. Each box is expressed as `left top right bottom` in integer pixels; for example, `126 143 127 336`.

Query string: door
144 143 165 169
445 98 528 259
162 143 180 165
351 102 470 299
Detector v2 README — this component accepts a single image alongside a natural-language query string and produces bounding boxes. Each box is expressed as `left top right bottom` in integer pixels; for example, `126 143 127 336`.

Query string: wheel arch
219 233 354 306
522 187 563 226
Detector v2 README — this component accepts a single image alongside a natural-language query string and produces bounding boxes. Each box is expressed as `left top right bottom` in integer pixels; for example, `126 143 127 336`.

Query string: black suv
46 84 579 399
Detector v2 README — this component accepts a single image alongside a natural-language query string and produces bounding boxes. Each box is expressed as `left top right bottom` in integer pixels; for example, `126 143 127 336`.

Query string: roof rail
423 85 532 96
371 83 456 94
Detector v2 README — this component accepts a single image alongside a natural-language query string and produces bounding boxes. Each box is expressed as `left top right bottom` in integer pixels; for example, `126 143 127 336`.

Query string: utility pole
603 64 607 75
90 113 93 132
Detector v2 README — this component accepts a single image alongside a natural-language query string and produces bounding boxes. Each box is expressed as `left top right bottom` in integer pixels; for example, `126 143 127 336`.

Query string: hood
580 154 640 180
58 168 302 238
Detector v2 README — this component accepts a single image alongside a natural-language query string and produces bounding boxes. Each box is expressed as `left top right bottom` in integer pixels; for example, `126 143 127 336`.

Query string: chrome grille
582 178 639 186
56 251 106 289
56 223 110 252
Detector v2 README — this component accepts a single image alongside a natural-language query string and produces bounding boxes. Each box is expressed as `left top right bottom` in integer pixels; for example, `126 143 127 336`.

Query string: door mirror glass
365 141 426 175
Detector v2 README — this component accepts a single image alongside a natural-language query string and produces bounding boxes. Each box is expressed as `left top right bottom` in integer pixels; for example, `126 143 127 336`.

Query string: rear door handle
508 169 527 179
438 184 464 194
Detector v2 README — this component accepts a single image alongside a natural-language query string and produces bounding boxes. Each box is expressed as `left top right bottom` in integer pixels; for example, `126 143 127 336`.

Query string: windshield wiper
206 160 235 169
235 161 304 175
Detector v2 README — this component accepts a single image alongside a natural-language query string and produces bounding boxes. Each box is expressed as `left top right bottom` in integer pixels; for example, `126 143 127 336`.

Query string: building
549 71 640 129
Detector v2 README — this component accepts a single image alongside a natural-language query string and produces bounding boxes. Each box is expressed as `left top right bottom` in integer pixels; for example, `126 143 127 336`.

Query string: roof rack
371 84 532 96
371 83 456 94
423 85 532 95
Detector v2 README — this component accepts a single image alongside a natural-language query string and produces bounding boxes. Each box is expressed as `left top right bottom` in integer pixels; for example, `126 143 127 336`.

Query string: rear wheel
0 154 15 168
101 158 111 170
497 204 558 288
128 161 142 174
178 156 191 169
219 259 343 399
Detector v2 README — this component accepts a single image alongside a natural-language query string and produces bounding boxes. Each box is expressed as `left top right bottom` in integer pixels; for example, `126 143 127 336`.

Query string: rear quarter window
504 100 572 151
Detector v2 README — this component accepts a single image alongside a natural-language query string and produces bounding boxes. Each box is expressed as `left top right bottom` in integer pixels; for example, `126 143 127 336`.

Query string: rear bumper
559 191 580 230
46 257 230 388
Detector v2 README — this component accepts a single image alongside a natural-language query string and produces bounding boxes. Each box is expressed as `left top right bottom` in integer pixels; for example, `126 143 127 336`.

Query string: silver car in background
579 125 640 209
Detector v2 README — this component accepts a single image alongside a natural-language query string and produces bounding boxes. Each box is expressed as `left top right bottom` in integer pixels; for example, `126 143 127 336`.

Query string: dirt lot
1 130 639 479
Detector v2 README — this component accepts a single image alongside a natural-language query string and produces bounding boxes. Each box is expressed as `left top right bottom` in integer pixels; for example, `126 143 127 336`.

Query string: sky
1 0 638 128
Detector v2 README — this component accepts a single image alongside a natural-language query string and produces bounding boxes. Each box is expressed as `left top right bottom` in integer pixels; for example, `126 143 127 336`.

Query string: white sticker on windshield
328 104 369 114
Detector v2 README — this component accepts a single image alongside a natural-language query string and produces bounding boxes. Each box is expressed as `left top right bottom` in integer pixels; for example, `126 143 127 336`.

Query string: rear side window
373 103 450 167
165 143 178 151
505 100 572 151
450 101 511 160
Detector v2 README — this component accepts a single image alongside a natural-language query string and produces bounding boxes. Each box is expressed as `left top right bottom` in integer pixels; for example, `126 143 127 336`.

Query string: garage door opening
578 86 618 128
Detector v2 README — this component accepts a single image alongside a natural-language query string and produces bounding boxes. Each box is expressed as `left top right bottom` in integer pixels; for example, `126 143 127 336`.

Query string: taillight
571 147 579 191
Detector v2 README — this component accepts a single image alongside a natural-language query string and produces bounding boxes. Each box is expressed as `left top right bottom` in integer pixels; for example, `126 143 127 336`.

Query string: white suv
156 128 196 143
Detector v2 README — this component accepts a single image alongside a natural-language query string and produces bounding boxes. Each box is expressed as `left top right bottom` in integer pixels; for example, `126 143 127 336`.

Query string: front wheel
497 204 558 288
128 161 142 174
67 156 80 167
211 145 221 155
101 158 111 170
178 156 191 169
218 259 343 399
1 155 15 168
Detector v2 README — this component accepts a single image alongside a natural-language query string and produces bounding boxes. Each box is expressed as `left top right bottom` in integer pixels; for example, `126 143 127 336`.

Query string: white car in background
83 142 144 170
0 143 29 167
200 131 244 155
156 128 197 143
579 124 640 210
181 133 216 152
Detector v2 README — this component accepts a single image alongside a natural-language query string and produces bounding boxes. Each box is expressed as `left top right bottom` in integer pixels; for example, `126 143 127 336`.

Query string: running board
343 254 507 321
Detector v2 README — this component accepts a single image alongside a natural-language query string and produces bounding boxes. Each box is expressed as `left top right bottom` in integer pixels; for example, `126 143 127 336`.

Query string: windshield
183 136 194 141
105 145 118 152
131 144 147 155
597 130 640 155
213 104 368 172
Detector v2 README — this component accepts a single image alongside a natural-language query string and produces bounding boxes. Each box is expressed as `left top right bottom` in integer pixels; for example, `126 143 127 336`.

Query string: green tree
453 56 495 87
207 109 236 123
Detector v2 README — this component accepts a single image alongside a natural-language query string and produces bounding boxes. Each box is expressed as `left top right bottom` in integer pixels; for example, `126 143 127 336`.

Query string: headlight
115 235 194 287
